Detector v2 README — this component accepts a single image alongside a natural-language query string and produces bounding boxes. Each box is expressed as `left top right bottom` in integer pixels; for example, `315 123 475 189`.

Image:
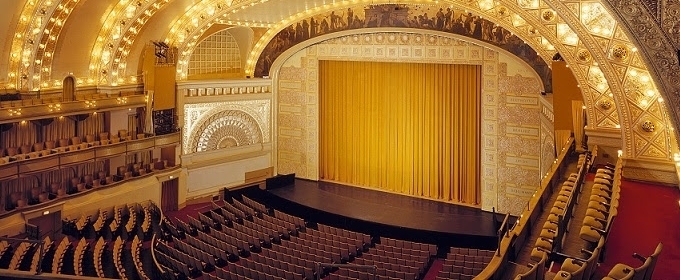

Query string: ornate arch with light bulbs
6 0 679 169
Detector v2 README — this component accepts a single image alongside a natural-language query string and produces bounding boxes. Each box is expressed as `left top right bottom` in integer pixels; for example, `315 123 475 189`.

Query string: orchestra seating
154 194 438 280
436 247 495 279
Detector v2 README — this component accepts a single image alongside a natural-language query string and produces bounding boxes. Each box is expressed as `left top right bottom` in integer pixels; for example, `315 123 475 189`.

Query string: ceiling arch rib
543 0 674 160
8 0 78 91
89 0 171 87
541 0 634 154
469 0 608 132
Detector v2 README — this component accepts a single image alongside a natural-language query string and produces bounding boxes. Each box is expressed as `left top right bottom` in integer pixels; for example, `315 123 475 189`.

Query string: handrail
474 137 575 280
150 200 168 276
496 212 510 256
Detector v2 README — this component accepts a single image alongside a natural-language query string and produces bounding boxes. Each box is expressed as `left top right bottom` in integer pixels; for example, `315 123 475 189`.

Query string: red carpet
423 258 444 280
594 179 680 279
166 202 213 224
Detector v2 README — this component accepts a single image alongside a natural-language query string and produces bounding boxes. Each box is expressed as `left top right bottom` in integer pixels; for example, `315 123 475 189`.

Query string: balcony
0 132 181 218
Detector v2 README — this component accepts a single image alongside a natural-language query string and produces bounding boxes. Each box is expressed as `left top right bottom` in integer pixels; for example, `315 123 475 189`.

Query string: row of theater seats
0 202 159 278
552 164 619 280
5 160 168 211
0 236 53 273
0 130 144 164
155 194 438 280
436 247 495 280
518 152 595 280
93 237 107 277
73 237 89 276
50 236 71 274
62 201 157 242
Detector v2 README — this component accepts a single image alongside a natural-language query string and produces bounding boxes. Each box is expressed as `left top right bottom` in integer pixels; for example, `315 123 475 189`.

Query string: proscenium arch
252 7 552 91
244 4 598 115
243 3 614 147
268 28 548 94
269 29 549 211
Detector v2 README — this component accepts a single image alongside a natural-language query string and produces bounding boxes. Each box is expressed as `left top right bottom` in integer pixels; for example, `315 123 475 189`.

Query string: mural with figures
254 4 552 92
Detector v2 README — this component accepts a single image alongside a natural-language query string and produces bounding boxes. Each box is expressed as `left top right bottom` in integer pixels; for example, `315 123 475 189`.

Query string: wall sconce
48 103 61 112
8 108 22 116
117 97 128 104
85 100 97 108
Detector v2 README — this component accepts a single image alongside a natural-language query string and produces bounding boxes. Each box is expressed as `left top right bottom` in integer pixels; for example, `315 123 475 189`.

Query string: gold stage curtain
319 61 481 205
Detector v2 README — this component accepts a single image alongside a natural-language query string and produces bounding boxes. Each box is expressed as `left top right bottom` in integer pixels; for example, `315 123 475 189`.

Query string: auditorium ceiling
0 0 678 164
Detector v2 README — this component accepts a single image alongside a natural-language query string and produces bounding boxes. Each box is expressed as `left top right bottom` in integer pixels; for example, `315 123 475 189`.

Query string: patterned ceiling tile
628 105 644 121
651 129 669 149
646 103 665 120
564 3 581 15
628 52 648 68
611 64 628 81
613 26 630 41
641 144 666 158
591 36 612 52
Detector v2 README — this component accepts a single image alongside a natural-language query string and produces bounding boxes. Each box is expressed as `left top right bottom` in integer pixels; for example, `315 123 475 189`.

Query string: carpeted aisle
423 258 444 280
594 179 680 279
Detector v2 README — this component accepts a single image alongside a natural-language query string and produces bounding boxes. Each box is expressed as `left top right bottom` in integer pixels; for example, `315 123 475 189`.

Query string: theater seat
607 242 662 280
595 173 612 180
553 271 572 280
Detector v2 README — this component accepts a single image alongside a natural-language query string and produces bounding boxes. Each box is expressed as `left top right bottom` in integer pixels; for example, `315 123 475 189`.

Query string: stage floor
266 179 504 239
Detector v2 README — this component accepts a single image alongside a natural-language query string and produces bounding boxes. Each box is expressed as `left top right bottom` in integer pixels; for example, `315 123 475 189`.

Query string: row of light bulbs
8 0 80 91
90 0 170 85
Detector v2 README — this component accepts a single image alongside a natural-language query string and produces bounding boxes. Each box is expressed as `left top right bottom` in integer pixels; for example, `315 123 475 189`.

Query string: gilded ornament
611 45 628 60
598 100 612 110
497 6 508 16
577 49 591 62
542 10 555 21
641 120 655 132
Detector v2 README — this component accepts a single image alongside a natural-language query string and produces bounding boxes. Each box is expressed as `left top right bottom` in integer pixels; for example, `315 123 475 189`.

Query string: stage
236 178 513 252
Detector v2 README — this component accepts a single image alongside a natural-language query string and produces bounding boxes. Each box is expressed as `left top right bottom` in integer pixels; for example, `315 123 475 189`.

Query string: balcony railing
0 132 180 219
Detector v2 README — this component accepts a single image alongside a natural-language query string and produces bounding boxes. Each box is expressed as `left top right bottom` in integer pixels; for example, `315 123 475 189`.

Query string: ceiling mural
252 4 553 92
